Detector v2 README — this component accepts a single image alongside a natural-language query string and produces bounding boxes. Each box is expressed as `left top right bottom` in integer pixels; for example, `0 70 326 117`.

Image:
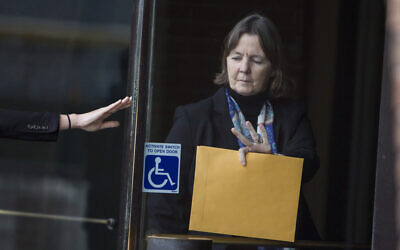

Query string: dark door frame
117 0 153 250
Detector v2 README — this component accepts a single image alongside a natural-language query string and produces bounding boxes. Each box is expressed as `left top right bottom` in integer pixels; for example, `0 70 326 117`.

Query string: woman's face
227 34 272 96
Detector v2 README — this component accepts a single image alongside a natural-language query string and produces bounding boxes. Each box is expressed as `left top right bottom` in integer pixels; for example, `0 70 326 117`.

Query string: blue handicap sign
142 143 180 194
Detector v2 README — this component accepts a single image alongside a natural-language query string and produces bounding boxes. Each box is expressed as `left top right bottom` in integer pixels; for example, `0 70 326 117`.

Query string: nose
239 57 250 73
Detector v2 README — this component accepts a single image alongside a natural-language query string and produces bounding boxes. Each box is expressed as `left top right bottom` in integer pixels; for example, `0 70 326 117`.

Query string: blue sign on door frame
142 143 180 194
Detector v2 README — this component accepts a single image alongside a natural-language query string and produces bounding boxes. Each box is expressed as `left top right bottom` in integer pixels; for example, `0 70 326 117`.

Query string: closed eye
251 57 263 64
231 56 242 61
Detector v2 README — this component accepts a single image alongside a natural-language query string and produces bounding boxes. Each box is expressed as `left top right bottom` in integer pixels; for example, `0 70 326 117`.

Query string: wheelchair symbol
148 157 175 188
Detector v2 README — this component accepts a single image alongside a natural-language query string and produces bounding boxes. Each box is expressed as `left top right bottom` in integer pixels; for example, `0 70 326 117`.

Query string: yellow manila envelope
189 146 303 242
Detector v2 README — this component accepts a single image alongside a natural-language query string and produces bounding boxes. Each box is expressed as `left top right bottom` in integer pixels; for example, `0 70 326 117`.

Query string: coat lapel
211 87 238 150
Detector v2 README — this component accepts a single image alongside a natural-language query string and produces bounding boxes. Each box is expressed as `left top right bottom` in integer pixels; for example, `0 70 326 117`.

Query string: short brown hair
214 14 292 98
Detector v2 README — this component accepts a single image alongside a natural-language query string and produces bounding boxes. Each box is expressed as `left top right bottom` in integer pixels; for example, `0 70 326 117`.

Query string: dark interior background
145 0 385 245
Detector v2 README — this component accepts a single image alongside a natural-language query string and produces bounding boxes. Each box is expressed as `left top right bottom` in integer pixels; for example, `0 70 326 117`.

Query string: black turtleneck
227 86 269 129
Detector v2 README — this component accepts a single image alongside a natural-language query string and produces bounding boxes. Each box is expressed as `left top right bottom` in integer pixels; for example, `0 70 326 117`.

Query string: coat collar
211 87 238 149
212 87 229 115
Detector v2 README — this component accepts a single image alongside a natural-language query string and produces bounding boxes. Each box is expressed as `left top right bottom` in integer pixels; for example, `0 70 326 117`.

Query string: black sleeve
279 103 319 183
0 109 60 141
146 106 195 234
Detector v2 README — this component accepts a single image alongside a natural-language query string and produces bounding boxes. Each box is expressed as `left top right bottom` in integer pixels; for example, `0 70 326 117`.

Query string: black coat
147 87 320 240
0 109 59 141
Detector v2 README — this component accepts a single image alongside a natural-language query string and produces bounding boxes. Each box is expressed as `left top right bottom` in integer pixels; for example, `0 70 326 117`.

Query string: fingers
246 121 259 143
100 96 133 118
116 96 132 110
231 128 253 147
111 96 132 113
98 99 123 118
100 121 120 130
75 97 131 131
259 124 269 145
239 147 249 166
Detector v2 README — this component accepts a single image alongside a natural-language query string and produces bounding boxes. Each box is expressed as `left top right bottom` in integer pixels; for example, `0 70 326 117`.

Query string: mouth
237 78 251 82
237 79 252 83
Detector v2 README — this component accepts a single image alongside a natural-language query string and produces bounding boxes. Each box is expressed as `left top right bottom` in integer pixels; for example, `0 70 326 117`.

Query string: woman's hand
60 96 132 131
231 121 272 166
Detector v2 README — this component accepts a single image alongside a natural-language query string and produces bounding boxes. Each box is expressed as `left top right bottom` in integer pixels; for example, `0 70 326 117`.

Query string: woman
147 14 319 241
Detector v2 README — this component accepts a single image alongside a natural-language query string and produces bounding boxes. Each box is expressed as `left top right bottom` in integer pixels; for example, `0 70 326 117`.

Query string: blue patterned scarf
225 88 278 154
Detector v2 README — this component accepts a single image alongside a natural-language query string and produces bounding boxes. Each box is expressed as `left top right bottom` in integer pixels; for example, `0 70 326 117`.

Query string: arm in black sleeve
146 106 195 234
0 109 59 141
280 103 319 183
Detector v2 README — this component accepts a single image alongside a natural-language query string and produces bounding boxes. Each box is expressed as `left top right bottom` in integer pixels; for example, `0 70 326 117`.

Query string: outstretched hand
60 96 132 131
231 121 272 166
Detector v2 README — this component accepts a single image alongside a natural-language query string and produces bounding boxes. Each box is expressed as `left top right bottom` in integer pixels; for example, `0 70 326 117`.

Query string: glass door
0 0 132 249
128 0 384 249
